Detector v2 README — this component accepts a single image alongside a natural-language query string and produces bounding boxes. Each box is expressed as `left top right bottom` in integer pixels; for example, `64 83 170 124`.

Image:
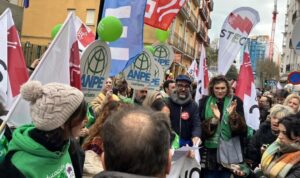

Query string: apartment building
144 0 213 76
282 0 300 75
19 0 99 45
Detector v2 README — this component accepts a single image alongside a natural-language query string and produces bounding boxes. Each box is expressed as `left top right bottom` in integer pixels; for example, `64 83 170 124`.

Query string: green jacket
8 125 75 178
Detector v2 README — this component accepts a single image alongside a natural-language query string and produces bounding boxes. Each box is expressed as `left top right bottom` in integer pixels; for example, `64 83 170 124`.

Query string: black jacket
167 91 201 141
245 120 277 168
94 171 157 178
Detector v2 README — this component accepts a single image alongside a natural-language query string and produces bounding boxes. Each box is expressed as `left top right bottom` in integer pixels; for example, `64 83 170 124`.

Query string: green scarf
204 96 232 148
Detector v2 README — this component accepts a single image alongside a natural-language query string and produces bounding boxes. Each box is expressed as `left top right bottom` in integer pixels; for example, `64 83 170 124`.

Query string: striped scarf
261 141 300 178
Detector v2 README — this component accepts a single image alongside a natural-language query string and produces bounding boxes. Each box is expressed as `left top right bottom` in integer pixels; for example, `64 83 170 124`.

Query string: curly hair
208 75 232 97
83 101 128 150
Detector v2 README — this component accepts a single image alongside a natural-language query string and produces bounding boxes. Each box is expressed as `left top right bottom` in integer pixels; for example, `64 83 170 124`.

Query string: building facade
19 0 100 46
282 0 300 75
144 0 213 76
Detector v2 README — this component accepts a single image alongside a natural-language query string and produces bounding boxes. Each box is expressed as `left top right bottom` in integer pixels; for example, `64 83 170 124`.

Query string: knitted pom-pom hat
21 81 84 131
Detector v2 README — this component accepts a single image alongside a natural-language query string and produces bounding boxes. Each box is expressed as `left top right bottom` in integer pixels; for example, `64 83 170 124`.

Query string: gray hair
269 104 294 119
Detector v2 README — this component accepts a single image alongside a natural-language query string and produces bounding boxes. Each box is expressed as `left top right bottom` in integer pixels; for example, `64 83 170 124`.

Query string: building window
86 9 95 25
67 8 76 15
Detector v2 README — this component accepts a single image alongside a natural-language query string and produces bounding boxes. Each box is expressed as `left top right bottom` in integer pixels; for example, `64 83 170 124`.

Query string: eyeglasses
177 84 190 89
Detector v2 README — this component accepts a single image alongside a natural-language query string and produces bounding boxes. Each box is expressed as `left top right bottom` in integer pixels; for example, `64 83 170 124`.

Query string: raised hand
227 99 237 116
210 103 220 119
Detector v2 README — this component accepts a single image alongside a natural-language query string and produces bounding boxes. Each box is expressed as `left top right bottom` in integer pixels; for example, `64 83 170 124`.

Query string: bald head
101 107 171 177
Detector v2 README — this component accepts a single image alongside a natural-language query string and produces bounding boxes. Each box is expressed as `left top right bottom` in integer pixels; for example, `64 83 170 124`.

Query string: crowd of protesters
0 72 300 178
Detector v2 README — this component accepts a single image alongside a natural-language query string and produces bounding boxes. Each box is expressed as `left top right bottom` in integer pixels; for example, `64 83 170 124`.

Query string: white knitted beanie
20 81 84 131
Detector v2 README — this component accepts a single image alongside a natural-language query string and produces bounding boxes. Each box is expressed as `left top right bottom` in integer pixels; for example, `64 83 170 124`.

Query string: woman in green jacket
0 81 87 178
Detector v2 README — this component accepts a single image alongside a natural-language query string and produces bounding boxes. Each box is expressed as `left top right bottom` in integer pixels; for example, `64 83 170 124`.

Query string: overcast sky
208 0 287 53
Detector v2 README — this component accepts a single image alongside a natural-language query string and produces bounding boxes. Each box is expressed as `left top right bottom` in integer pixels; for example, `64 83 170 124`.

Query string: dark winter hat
175 74 192 84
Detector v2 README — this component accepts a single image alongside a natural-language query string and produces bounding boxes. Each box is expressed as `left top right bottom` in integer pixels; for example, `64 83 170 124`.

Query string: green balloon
155 29 170 43
51 24 62 39
145 45 155 54
98 16 123 42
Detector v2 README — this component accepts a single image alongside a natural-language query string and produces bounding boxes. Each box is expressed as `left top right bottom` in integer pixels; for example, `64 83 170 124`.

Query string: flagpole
95 0 105 40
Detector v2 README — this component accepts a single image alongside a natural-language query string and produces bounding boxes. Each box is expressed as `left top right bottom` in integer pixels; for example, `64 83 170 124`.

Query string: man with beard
134 88 148 105
167 75 201 147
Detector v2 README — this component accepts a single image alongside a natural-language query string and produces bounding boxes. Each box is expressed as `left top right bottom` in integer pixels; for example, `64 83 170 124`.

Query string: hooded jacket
167 90 201 142
0 125 78 178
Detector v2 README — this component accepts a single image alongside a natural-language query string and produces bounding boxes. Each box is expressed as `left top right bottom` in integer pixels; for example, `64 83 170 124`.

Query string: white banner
167 155 201 178
124 50 155 90
153 43 174 71
80 40 111 102
148 57 164 91
218 7 260 75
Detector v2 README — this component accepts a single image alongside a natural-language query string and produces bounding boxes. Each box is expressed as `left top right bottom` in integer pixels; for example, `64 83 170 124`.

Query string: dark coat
245 120 277 168
199 95 247 171
167 91 201 142
94 171 157 178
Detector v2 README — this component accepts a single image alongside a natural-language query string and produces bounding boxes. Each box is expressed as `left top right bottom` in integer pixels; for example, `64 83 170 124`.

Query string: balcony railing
208 0 214 11
187 12 198 32
171 33 185 52
199 1 207 21
206 16 212 29
196 25 206 41
186 44 195 57
204 36 210 47
180 2 190 19
292 10 300 24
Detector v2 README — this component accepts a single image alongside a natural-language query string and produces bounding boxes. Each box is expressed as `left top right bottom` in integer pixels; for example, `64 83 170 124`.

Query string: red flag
8 25 29 97
0 9 29 109
74 16 95 50
235 47 260 130
144 0 186 30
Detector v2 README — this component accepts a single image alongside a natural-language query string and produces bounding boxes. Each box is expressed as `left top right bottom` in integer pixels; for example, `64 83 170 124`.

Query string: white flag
195 44 209 104
218 7 260 75
5 12 80 126
0 9 29 109
235 47 260 130
187 59 198 81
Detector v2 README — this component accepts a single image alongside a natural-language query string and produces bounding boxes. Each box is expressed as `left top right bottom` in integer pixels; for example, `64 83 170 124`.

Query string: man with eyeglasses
167 74 201 148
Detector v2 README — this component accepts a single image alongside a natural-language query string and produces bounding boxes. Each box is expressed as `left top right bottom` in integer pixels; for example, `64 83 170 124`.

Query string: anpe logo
133 51 151 72
83 46 108 76
153 45 171 67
